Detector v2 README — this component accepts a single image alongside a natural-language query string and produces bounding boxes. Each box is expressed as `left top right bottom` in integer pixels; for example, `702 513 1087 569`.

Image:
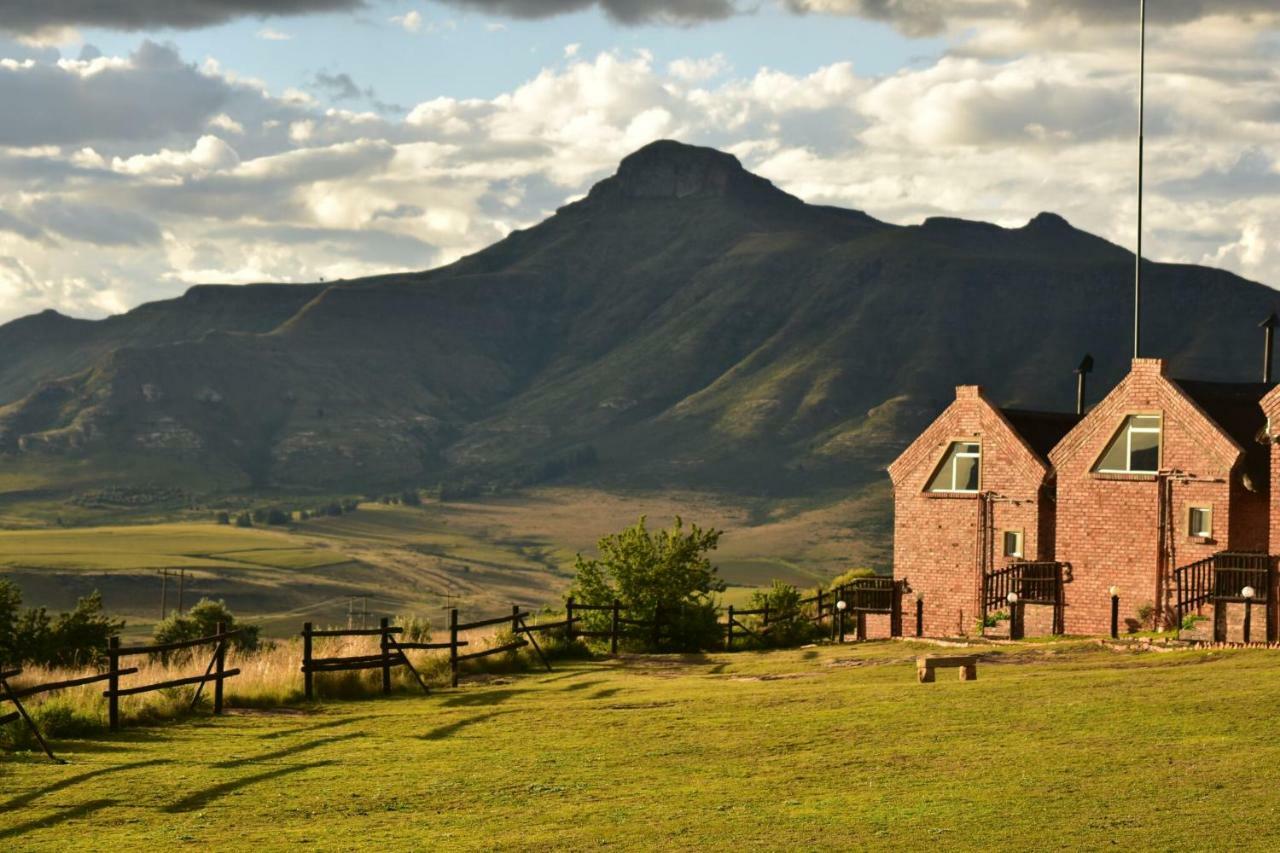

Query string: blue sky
79 5 944 107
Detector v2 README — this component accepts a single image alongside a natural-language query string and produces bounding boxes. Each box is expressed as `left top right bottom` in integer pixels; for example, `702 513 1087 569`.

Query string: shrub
1180 613 1208 631
214 511 230 525
0 582 123 668
826 567 879 590
1136 601 1157 631
748 580 821 647
266 508 291 526
570 516 725 652
400 489 422 507
152 599 259 662
234 512 252 528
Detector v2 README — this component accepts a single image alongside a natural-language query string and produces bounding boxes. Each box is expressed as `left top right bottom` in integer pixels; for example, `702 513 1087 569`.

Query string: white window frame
1095 414 1162 475
1188 505 1212 538
928 441 982 494
1002 529 1025 559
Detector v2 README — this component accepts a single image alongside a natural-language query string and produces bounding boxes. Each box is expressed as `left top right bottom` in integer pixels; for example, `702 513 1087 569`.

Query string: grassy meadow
4 639 1280 850
0 488 875 638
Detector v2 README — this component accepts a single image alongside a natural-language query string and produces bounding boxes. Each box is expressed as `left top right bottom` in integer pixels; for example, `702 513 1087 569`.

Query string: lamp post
1006 591 1020 640
836 599 848 643
1109 586 1121 639
915 591 925 638
1242 586 1256 644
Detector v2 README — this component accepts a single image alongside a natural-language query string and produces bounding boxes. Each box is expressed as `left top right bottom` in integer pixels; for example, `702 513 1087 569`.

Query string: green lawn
4 640 1280 850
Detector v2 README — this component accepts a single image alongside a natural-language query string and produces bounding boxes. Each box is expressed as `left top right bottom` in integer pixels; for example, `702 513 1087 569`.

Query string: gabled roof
999 408 1082 463
1172 379 1274 487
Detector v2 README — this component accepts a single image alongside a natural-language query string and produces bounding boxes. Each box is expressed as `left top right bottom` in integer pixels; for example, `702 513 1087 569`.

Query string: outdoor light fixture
1243 586 1256 600
1109 586 1120 598
836 600 848 611
1109 586 1121 639
1006 592 1018 605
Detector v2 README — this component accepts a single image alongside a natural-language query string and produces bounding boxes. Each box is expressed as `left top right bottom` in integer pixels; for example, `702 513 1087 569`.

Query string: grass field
4 639 1280 850
0 489 878 639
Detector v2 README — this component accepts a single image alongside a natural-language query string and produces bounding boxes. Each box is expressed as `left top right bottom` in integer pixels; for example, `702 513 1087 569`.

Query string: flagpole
1134 0 1146 359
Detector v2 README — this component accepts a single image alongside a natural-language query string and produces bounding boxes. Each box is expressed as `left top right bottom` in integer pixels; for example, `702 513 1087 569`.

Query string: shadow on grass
418 710 510 740
588 688 621 700
440 689 528 708
212 733 364 769
0 799 116 841
535 669 595 685
561 680 604 692
0 759 170 811
164 761 334 813
256 717 358 741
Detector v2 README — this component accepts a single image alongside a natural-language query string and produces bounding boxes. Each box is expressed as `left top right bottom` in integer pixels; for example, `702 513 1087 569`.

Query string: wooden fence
105 622 241 731
1 664 139 763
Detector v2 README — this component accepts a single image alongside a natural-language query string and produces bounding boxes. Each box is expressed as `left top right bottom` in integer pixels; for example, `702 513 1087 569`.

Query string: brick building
1050 358 1272 635
888 385 1078 638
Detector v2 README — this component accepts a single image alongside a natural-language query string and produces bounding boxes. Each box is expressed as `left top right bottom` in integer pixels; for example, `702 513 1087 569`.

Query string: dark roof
999 408 1082 462
1173 379 1275 488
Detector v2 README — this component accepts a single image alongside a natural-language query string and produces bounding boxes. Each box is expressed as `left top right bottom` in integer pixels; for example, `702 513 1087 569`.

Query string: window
1094 414 1162 474
926 442 981 493
1188 506 1212 538
1002 530 1024 559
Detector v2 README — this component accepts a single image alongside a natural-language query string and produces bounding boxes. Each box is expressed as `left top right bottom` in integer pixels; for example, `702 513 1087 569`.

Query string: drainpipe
1075 354 1094 416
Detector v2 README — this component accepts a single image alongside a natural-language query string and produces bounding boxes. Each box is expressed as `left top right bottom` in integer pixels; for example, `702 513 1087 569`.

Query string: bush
1136 601 1157 631
152 599 259 662
1180 613 1209 631
570 516 725 652
214 511 230 525
266 508 291 526
826 567 879 590
400 490 422 507
0 581 123 668
234 512 252 528
748 580 822 647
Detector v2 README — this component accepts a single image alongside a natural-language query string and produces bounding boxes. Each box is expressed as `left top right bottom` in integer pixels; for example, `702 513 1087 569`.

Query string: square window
1188 506 1212 538
1002 530 1024 559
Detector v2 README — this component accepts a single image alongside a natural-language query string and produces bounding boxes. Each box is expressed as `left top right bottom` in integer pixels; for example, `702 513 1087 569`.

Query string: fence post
816 589 824 628
566 596 576 642
302 622 314 702
837 586 847 643
214 621 226 716
380 617 392 695
449 608 459 688
726 605 735 651
763 603 770 627
856 611 866 642
610 599 620 655
107 635 120 732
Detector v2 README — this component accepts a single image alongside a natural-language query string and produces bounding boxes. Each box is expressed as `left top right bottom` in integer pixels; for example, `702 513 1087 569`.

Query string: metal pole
1133 0 1146 359
1244 599 1253 644
1111 594 1120 639
916 596 924 638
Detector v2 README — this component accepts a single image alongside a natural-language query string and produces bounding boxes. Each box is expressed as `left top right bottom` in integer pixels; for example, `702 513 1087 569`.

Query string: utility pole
177 568 185 615
1133 0 1147 359
160 569 168 620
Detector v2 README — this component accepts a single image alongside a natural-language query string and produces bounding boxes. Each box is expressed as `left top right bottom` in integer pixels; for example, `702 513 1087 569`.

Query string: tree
152 598 259 661
234 512 253 528
570 516 724 651
748 580 820 647
0 579 23 666
266 508 291 526
214 511 231 525
0 581 123 667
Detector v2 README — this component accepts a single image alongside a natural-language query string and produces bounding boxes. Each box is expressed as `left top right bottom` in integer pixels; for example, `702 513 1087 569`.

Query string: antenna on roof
1261 313 1278 384
1075 354 1095 416
1133 0 1147 359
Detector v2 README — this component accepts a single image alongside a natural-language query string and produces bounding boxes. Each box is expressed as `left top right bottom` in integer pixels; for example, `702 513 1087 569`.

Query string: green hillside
2 139 1278 550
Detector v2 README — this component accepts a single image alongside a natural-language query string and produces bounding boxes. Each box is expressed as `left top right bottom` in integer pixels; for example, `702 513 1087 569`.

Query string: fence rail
105 623 239 732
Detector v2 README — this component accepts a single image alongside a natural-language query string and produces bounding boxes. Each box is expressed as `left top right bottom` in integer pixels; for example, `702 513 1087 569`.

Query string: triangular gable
889 386 1050 488
1048 359 1242 476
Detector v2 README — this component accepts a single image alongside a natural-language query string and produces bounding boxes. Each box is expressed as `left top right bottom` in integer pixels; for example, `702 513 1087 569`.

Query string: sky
0 0 1278 325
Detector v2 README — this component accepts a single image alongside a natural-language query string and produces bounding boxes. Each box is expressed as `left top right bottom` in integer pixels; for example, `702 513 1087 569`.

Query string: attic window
1093 415 1161 475
926 442 981 493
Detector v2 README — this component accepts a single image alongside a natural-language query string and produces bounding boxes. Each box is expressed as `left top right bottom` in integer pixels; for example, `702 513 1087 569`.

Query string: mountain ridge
1 140 1277 530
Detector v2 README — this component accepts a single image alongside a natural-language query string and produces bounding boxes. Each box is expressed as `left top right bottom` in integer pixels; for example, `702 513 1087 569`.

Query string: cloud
0 1 365 36
391 10 423 32
432 0 735 25
0 41 230 147
255 27 293 40
27 197 163 246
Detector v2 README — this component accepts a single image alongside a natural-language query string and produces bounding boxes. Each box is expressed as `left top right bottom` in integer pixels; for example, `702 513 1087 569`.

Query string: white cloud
390 10 423 32
255 27 293 41
667 54 728 83
564 42 580 58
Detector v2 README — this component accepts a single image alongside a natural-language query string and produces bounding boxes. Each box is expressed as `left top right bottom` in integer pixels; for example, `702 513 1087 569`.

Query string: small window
1002 530 1024 559
926 442 981 493
1188 506 1212 538
1094 414 1162 474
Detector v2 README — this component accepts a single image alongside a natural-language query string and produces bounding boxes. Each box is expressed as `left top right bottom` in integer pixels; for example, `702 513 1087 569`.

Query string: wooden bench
917 655 977 683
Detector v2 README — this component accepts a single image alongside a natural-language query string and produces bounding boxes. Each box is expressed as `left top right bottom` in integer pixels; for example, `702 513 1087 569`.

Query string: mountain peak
1025 212 1073 231
584 139 786 205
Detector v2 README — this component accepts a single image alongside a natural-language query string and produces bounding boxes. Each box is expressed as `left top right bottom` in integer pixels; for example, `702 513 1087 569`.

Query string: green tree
214 511 230 525
570 516 724 651
234 512 253 528
0 579 23 666
46 592 124 667
152 599 259 662
748 580 820 647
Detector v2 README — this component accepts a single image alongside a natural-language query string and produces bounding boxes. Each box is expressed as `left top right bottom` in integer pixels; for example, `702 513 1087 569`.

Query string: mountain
2 139 1278 510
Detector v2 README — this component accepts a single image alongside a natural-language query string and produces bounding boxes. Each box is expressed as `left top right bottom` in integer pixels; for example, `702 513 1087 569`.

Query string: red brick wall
1052 359 1258 634
891 386 1051 638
